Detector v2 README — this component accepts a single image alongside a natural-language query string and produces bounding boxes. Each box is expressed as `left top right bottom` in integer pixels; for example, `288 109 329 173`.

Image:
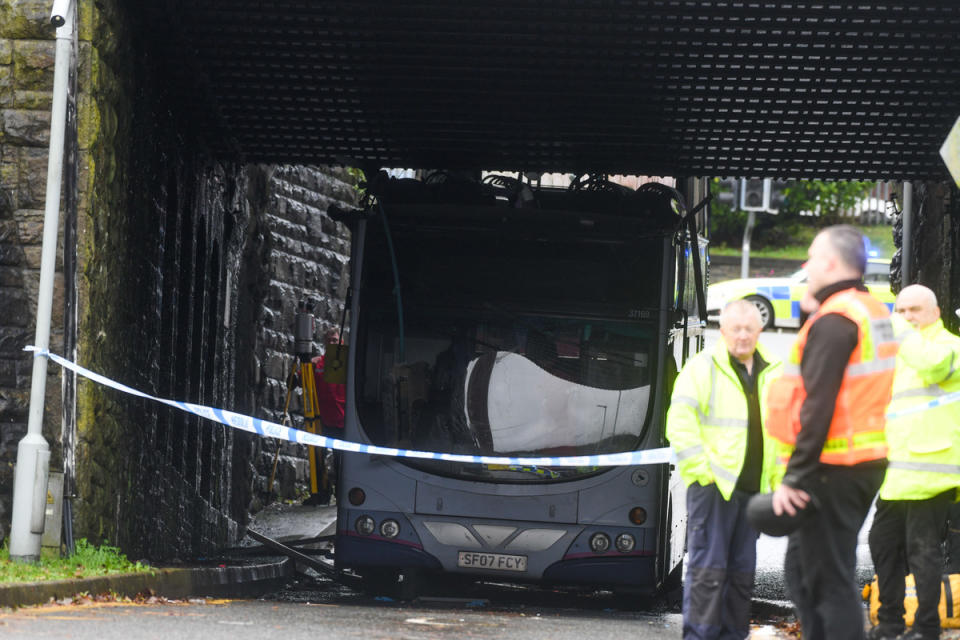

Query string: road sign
940 116 960 187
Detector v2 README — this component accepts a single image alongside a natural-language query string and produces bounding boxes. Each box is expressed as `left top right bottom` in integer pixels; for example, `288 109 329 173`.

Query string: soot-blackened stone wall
0 0 357 558
75 1 357 556
77 155 354 559
72 0 262 554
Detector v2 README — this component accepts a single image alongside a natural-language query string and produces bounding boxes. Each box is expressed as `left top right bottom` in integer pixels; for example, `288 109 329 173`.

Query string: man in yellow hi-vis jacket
868 285 960 640
666 299 782 640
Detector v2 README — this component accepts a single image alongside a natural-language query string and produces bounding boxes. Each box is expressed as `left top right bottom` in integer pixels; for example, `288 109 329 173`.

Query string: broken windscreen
354 205 664 482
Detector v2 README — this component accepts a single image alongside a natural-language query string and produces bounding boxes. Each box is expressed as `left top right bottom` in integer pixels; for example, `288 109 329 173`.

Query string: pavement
0 503 338 609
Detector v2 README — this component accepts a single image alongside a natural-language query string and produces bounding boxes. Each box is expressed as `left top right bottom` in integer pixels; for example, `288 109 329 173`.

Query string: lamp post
9 0 75 562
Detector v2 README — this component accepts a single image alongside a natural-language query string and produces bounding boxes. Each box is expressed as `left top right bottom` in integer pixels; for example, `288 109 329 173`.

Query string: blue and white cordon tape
26 346 675 468
885 390 960 420
29 347 954 465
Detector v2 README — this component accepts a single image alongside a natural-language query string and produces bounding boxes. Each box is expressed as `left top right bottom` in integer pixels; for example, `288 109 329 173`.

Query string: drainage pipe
61 0 80 557
901 181 914 286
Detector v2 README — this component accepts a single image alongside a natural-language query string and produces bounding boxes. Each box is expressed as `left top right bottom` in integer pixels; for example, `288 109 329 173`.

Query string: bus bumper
336 532 442 571
542 554 657 589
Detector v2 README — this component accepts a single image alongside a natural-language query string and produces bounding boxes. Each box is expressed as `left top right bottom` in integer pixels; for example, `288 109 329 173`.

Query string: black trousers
785 464 886 640
868 490 954 637
683 483 758 640
944 501 960 573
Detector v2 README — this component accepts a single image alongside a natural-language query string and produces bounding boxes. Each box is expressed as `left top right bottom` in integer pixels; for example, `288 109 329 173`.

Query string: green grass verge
710 243 809 260
711 223 895 260
0 539 152 584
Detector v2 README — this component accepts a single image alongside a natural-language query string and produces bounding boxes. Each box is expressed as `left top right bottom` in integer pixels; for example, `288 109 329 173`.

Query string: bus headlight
615 533 636 553
380 519 400 538
355 515 376 536
589 532 611 554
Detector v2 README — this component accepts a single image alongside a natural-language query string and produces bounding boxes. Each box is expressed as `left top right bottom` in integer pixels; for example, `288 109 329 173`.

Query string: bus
332 172 707 595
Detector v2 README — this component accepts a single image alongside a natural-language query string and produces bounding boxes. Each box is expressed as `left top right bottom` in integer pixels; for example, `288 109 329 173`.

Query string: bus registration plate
457 551 527 572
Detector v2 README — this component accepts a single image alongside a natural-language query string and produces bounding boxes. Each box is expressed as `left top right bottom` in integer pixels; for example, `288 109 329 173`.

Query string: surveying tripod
295 302 332 506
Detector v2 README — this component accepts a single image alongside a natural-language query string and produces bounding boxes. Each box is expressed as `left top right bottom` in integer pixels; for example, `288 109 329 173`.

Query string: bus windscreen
355 215 662 482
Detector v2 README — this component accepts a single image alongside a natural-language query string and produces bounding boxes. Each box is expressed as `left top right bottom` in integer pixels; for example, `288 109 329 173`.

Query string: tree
709 178 877 249
780 180 877 223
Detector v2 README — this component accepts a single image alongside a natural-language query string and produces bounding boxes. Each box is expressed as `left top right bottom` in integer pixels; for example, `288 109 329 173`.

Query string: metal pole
902 181 913 286
10 0 75 562
740 209 756 279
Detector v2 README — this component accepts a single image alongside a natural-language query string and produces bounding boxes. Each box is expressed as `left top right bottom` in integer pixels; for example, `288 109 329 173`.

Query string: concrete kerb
0 559 799 615
0 557 294 608
751 597 795 619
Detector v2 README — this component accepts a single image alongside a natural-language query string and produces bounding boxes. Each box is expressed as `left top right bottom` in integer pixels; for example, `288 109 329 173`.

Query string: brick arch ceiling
153 1 960 180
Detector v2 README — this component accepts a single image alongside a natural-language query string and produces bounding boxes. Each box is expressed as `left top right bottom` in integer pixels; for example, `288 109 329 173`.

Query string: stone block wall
236 166 353 506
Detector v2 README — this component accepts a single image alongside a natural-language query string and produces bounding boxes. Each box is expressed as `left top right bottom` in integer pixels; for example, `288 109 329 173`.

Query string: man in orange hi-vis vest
766 225 898 640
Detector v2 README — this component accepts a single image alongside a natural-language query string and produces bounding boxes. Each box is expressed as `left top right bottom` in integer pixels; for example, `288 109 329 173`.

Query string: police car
706 259 895 329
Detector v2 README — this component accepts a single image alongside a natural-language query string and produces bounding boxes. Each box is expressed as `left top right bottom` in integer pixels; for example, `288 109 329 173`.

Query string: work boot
866 625 903 640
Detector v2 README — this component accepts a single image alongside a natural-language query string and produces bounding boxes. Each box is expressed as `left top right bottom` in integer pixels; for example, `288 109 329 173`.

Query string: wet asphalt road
0 596 688 640
2 573 804 640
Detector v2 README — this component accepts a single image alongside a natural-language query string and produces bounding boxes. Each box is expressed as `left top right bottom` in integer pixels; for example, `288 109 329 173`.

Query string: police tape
885 390 960 420
26 346 675 468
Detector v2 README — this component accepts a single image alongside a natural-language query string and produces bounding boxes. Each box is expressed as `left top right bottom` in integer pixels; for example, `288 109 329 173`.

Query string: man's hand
889 312 913 338
772 483 811 517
